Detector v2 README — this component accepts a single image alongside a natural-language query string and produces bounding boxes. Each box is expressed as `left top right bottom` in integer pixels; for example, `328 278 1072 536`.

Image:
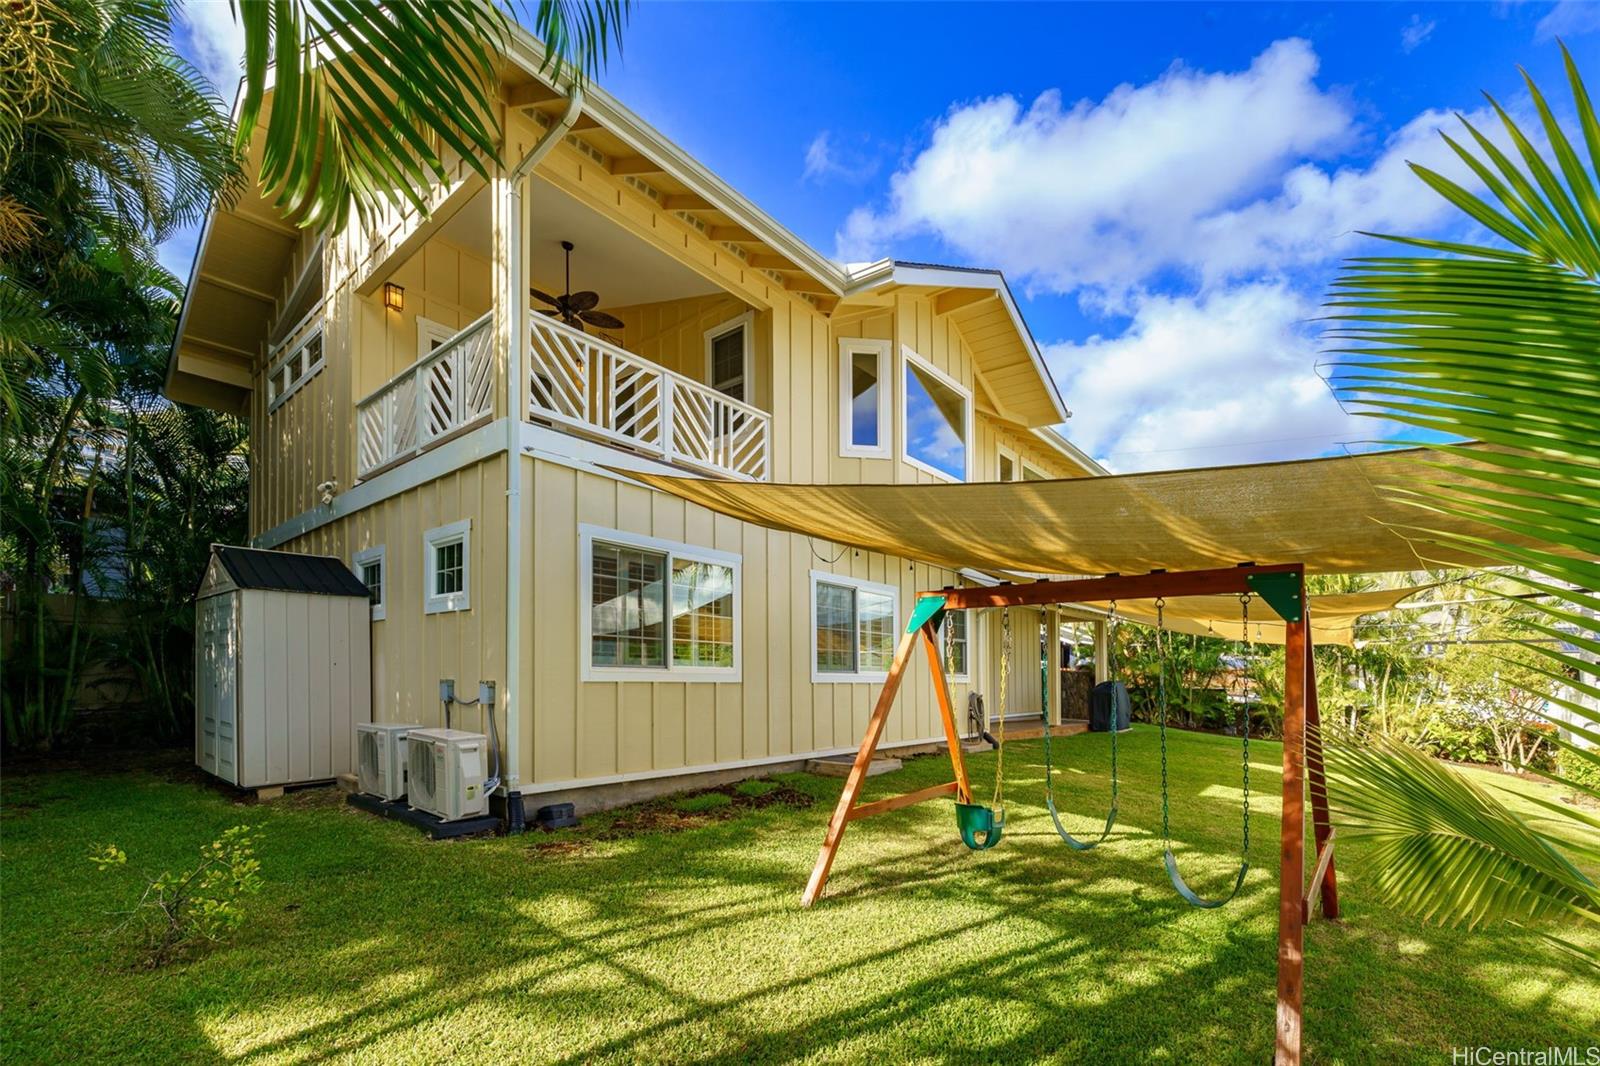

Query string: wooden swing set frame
800 562 1339 1066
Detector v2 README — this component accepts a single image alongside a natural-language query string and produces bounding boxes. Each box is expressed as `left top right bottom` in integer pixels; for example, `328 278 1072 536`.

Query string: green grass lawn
4 727 1596 1064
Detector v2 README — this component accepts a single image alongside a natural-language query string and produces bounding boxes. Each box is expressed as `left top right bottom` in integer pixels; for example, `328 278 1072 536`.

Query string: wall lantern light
383 282 404 313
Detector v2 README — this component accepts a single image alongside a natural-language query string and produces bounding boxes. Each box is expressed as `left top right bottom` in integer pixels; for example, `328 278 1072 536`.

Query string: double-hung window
811 571 899 682
353 544 386 621
423 519 471 614
838 338 891 459
582 526 741 681
902 346 971 481
704 312 754 402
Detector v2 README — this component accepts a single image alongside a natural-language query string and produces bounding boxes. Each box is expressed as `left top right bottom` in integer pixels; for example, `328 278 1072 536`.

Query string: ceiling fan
530 240 625 332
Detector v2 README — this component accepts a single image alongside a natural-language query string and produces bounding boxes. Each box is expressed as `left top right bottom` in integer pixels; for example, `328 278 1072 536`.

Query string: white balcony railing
356 313 493 479
527 314 771 481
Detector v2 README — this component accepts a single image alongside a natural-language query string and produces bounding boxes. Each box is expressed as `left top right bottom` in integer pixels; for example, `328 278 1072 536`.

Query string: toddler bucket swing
955 607 1010 850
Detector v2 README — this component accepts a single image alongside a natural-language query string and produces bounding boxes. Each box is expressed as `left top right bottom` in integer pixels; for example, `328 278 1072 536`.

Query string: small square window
423 520 470 614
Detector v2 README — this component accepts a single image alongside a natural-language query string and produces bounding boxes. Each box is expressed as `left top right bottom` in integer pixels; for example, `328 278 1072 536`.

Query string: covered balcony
354 180 772 483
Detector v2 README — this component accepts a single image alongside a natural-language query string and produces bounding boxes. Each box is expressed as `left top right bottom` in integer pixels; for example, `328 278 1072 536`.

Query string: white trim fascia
520 422 711 487
252 417 509 549
703 310 755 400
845 263 1070 425
578 524 742 683
1032 426 1109 476
808 569 899 684
502 33 846 296
513 733 947 796
423 518 472 614
352 544 387 621
900 344 972 484
837 337 892 460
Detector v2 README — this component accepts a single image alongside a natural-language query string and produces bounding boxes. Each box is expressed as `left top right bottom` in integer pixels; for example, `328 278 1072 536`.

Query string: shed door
198 593 239 783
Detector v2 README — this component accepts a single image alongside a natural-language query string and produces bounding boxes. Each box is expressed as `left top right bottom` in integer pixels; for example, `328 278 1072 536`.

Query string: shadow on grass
1 731 1595 1065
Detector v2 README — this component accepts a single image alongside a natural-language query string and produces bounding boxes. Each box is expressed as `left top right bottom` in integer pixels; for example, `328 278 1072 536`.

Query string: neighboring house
166 31 1104 811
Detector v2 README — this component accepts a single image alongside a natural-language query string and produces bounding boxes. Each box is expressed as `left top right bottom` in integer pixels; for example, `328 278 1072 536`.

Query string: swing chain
1155 597 1170 845
995 606 1010 814
1107 601 1119 809
1238 592 1252 857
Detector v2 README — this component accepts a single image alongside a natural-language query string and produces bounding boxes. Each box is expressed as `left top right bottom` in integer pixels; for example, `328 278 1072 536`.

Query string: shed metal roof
209 545 370 598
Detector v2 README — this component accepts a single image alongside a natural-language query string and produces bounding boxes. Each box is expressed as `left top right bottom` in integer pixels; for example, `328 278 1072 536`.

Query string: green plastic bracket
906 594 947 635
1245 571 1304 623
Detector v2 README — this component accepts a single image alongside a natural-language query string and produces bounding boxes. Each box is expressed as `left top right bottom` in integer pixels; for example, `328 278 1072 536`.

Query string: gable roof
205 545 370 598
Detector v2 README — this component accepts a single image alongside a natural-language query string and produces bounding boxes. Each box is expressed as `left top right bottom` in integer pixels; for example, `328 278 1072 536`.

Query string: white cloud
837 39 1355 298
1401 14 1437 52
179 1 246 103
1044 285 1361 472
803 131 880 184
1536 1 1600 41
835 38 1488 306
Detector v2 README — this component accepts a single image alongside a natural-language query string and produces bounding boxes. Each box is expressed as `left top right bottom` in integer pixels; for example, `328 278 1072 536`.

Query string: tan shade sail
1090 586 1431 647
624 448 1521 579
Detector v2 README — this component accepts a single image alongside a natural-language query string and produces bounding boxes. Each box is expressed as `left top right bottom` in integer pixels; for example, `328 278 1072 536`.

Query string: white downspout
503 88 583 821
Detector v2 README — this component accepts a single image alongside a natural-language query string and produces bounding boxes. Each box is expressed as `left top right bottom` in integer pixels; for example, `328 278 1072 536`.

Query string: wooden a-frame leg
1302 615 1340 921
920 622 972 803
801 626 921 907
1276 609 1308 1066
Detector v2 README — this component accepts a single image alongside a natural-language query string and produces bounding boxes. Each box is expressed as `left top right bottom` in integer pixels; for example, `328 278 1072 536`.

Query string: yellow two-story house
167 31 1103 817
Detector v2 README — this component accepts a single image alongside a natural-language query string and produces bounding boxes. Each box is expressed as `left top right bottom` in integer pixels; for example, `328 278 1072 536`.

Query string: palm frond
1324 729 1600 930
1325 42 1600 943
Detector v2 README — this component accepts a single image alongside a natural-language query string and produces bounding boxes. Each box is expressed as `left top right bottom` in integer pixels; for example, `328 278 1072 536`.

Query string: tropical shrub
91 826 263 967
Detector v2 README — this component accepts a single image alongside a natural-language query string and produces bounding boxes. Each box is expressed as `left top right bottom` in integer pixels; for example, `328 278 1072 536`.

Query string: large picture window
838 338 891 459
901 346 971 481
581 526 741 681
810 571 899 682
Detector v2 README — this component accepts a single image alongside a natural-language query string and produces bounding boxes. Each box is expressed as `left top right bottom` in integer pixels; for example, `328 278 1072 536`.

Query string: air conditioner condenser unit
356 722 420 801
406 728 490 821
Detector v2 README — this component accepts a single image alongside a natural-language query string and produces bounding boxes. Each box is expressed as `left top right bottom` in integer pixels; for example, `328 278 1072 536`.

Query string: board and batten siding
281 453 509 729
520 455 970 786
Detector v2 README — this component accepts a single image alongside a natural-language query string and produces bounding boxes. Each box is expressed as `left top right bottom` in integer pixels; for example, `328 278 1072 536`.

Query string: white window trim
838 338 892 460
353 544 386 621
580 524 742 683
423 519 471 615
265 325 325 413
900 344 972 483
809 570 900 684
417 316 458 357
704 310 755 400
943 609 970 682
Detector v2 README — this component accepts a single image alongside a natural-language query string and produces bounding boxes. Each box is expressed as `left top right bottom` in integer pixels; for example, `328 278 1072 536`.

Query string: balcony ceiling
438 181 723 311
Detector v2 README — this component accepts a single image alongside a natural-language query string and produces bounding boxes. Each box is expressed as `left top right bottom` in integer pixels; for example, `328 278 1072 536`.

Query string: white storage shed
195 545 373 790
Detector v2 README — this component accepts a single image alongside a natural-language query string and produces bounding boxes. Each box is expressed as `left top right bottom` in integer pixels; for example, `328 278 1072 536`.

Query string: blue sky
170 1 1600 471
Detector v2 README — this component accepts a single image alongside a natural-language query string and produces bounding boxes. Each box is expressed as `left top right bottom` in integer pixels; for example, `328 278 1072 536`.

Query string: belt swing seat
1041 603 1122 851
1154 593 1255 909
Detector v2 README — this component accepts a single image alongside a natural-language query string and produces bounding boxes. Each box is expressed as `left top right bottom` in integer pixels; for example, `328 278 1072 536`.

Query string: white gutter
503 88 584 803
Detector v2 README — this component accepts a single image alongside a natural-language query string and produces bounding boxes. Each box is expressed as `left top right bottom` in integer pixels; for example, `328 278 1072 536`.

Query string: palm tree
232 0 631 231
1324 45 1600 943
